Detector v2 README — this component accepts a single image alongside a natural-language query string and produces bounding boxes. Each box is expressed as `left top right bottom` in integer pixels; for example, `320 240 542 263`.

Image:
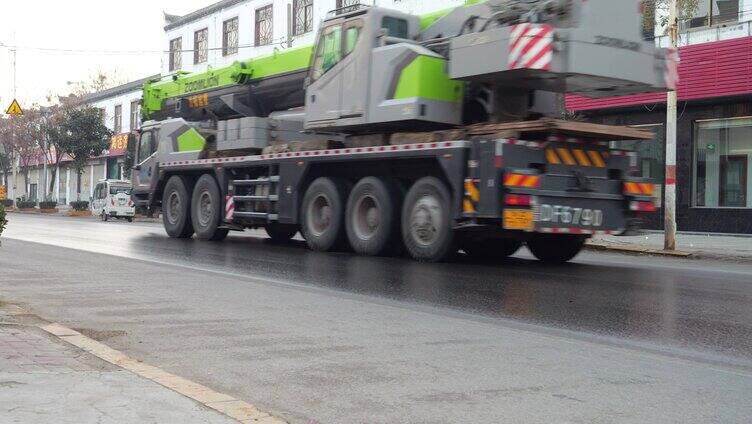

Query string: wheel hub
167 191 181 224
197 190 213 227
410 194 441 246
308 194 332 236
353 194 380 240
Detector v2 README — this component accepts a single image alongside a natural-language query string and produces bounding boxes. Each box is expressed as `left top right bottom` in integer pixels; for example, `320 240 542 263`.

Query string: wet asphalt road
2 213 752 423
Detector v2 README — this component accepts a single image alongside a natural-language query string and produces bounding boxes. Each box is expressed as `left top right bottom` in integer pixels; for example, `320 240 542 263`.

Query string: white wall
91 89 144 134
162 0 464 75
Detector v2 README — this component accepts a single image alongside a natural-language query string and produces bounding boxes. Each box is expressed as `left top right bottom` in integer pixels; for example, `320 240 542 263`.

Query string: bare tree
3 110 45 200
644 0 701 34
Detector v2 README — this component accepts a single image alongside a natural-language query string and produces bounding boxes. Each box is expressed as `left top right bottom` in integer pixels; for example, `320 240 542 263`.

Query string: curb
1 302 287 424
7 209 160 222
585 242 693 257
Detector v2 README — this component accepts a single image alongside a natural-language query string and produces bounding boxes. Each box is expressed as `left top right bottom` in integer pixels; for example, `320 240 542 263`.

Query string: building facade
162 0 464 75
2 76 154 205
568 1 752 234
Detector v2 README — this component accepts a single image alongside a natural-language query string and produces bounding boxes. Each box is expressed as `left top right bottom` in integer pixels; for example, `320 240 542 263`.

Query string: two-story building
568 0 752 233
161 0 464 75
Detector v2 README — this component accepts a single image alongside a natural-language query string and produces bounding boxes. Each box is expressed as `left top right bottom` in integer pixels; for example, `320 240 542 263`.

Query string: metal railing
654 19 752 47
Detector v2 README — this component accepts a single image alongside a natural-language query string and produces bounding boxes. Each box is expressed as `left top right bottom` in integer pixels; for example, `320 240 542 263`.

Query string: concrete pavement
0 303 236 424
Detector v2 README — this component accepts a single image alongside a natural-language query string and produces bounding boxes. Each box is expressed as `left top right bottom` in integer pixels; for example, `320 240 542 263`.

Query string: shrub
39 201 58 209
17 200 37 209
69 200 90 211
2 199 12 207
0 203 6 237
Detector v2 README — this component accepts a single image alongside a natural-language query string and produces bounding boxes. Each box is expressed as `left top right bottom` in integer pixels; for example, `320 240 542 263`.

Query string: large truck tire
190 174 228 241
265 224 298 242
401 177 456 262
345 177 401 256
162 175 195 238
527 234 586 263
301 177 348 252
462 238 522 262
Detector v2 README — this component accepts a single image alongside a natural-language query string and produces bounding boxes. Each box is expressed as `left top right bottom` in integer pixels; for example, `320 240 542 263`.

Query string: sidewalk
0 303 259 424
588 231 752 261
6 206 160 223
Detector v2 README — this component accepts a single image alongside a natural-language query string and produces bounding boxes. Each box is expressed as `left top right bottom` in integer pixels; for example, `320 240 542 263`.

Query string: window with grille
169 37 182 71
293 0 314 36
336 0 359 13
223 17 239 56
130 100 140 131
194 28 208 64
255 5 273 45
113 105 122 134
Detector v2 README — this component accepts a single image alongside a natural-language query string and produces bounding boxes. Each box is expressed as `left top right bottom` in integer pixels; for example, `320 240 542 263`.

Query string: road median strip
19 310 287 423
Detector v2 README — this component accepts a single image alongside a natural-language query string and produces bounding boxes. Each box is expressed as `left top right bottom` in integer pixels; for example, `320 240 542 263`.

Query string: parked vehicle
92 179 135 222
132 1 672 263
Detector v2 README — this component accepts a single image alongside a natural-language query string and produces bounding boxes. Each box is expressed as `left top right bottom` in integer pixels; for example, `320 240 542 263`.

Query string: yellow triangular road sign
5 99 23 116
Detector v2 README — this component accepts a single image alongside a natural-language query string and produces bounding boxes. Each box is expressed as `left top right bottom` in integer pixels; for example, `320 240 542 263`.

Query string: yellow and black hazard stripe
545 147 608 168
463 178 480 214
624 181 655 196
503 173 540 189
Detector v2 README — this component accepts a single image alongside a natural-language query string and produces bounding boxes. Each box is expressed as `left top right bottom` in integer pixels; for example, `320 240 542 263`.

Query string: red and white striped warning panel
224 195 235 221
509 23 554 71
161 140 470 168
664 47 680 91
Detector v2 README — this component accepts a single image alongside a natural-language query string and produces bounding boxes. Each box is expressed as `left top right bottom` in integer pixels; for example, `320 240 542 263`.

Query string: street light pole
664 0 678 251
40 107 51 202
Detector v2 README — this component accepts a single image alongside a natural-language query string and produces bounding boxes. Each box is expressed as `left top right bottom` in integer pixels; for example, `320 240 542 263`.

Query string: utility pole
41 108 49 202
664 0 678 251
10 42 18 202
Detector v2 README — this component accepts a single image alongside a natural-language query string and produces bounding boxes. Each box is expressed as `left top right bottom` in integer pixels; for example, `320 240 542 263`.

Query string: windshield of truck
382 16 408 39
110 186 131 195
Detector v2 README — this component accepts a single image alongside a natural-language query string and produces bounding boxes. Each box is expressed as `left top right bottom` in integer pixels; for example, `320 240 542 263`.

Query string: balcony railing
654 19 752 48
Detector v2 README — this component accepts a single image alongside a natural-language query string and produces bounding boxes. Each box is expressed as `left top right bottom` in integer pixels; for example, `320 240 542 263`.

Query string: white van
92 179 136 222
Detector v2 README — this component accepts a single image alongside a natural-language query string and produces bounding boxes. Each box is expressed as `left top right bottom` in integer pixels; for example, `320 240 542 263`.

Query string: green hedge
39 201 58 209
0 203 6 237
17 200 37 209
69 200 89 211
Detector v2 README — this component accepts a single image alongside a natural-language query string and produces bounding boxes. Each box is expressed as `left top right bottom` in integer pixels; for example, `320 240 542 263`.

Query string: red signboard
108 133 129 157
567 36 752 111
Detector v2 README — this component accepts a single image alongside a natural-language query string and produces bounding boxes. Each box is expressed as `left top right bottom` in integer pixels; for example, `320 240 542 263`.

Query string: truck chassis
145 128 653 263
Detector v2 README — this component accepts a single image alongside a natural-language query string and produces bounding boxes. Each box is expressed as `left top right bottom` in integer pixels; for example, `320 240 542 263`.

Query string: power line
0 35 295 57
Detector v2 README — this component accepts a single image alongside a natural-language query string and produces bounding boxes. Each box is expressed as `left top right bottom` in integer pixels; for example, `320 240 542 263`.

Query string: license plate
536 204 604 227
503 209 534 230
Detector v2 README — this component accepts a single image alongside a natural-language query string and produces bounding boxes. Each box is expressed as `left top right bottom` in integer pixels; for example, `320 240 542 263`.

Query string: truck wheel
401 177 455 262
265 224 298 242
126 217 134 223
162 175 194 238
191 174 228 241
346 177 401 256
527 234 586 264
462 238 522 262
301 177 348 251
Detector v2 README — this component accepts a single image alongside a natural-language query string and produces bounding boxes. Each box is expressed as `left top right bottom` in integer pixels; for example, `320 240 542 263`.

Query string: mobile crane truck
132 0 674 263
